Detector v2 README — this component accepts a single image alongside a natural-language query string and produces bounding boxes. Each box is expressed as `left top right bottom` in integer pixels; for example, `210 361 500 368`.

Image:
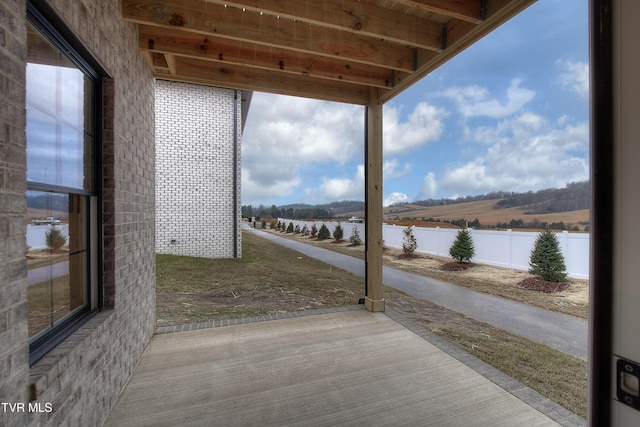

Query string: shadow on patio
104 307 582 426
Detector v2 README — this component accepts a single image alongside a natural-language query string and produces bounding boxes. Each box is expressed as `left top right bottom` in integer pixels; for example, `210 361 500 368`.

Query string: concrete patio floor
104 307 583 426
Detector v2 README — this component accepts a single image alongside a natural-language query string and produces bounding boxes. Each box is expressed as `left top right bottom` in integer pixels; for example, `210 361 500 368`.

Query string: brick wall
0 1 156 426
155 80 242 259
0 1 31 425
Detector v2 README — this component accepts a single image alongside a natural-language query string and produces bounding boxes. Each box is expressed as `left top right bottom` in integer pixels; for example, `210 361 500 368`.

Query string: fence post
507 229 513 268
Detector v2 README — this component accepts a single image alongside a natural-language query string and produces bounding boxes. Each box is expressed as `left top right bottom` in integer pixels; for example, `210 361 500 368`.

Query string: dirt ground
385 247 589 307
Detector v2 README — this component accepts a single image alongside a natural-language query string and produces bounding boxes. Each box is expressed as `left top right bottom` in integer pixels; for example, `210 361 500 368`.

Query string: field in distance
341 199 589 231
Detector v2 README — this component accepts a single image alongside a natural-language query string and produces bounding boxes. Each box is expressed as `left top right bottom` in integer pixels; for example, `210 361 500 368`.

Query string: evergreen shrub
317 224 331 240
449 229 474 263
45 226 66 250
332 223 344 241
529 230 568 282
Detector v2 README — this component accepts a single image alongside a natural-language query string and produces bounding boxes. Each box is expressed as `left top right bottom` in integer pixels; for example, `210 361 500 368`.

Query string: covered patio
110 1 583 425
123 0 538 312
104 308 581 426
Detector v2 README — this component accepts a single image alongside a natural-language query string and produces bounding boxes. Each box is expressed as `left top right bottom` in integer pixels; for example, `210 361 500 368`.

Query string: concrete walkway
244 226 588 360
105 308 578 426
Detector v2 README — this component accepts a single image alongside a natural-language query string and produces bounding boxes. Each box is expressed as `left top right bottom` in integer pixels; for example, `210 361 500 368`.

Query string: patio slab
104 309 565 426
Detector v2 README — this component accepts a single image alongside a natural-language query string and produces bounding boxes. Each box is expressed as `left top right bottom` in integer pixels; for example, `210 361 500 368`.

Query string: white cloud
384 158 412 178
242 169 301 205
417 172 438 200
242 94 447 205
441 112 589 195
439 79 535 118
384 102 448 154
301 160 411 205
242 94 364 204
384 192 409 207
557 60 589 99
244 94 364 167
313 165 365 202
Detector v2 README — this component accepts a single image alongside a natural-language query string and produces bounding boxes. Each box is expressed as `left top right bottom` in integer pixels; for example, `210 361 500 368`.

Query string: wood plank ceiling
123 0 536 105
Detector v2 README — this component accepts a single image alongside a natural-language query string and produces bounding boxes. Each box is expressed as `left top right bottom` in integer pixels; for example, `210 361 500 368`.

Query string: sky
241 0 589 208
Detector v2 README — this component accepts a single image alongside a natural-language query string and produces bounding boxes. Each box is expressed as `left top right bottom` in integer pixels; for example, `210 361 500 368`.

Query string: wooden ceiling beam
168 56 376 105
380 0 535 102
390 0 484 23
123 0 420 72
140 25 395 89
125 0 536 105
203 0 445 51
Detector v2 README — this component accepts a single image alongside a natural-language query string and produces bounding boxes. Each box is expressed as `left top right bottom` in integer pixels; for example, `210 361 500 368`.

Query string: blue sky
241 0 589 207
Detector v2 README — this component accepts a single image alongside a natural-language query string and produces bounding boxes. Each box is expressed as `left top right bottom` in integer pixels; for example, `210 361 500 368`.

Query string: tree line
243 180 590 221
242 204 332 220
412 181 590 214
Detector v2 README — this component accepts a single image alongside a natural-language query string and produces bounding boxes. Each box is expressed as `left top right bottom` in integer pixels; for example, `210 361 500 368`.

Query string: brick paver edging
154 304 362 334
383 306 586 427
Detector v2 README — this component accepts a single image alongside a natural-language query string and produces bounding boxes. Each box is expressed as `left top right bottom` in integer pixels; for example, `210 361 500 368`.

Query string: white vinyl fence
26 224 70 250
278 219 590 279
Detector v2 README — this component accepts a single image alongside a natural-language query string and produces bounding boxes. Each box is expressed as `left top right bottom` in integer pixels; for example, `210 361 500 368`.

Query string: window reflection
26 20 95 344
26 4 101 364
26 191 88 339
26 29 93 190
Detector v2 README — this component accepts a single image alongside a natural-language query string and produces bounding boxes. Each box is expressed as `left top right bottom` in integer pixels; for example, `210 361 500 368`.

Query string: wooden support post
365 89 385 312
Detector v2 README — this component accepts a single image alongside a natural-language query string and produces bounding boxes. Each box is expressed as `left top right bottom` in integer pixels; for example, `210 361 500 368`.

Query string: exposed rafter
388 0 486 23
123 0 536 105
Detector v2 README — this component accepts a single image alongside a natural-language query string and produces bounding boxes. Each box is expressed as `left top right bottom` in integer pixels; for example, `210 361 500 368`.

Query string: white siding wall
155 80 241 258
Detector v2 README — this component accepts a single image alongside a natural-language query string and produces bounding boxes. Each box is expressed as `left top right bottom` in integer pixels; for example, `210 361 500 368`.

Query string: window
26 4 103 365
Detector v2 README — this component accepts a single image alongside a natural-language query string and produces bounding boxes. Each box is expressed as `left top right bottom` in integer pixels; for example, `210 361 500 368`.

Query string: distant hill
245 200 366 219
337 181 590 231
279 200 365 216
244 181 591 230
378 200 589 231
493 181 590 214
409 181 590 214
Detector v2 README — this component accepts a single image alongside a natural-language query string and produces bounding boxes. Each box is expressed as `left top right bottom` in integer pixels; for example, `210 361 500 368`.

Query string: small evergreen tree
310 224 318 238
529 230 567 282
402 226 418 256
301 225 309 236
332 222 344 242
45 226 66 250
294 224 301 234
349 226 362 246
286 222 294 233
449 229 474 263
317 224 331 240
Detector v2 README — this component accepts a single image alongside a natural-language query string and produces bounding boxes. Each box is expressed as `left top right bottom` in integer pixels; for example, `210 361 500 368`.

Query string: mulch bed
517 277 570 293
440 262 476 271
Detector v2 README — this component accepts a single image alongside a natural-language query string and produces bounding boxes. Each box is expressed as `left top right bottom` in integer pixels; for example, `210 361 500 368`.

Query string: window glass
26 31 93 190
25 17 98 351
26 191 89 339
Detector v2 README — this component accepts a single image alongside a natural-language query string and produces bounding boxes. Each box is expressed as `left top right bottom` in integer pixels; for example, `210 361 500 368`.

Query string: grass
156 230 587 419
385 288 587 417
156 232 363 325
